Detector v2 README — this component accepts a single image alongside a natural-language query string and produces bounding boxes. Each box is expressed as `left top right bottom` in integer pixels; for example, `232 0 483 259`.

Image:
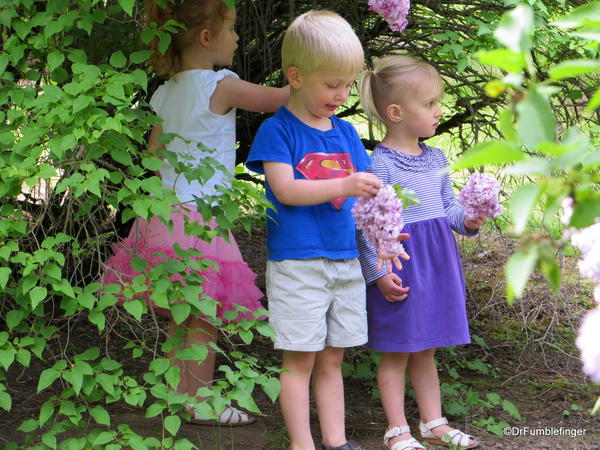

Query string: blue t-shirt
246 107 371 261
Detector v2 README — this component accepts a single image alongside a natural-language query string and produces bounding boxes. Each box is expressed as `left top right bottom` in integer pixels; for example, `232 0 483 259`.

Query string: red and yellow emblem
296 153 355 210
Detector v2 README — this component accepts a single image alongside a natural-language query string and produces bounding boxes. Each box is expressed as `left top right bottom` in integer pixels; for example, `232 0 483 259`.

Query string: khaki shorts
266 257 367 351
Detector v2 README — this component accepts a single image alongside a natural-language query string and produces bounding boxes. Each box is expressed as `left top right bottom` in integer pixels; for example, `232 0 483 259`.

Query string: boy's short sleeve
246 118 293 174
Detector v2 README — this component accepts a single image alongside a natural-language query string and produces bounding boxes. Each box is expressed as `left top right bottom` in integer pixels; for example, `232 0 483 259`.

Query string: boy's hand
342 172 380 198
375 273 409 302
464 214 485 231
376 233 411 273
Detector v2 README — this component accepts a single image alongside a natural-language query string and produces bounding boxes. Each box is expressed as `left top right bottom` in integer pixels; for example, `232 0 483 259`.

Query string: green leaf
109 51 127 68
164 415 181 436
150 358 170 375
90 405 111 426
175 343 208 362
552 2 600 28
38 368 61 392
509 184 542 234
30 286 47 309
0 267 10 288
505 250 538 303
586 87 600 112
0 54 8 76
477 49 526 73
262 377 280 403
171 303 191 325
0 391 11 412
142 156 162 171
516 90 556 151
549 60 600 81
6 310 23 331
145 402 165 418
47 51 65 72
451 141 524 170
123 300 144 321
502 399 522 420
164 366 180 390
494 5 534 53
131 50 154 64
392 186 421 207
0 348 15 371
239 329 253 344
39 399 55 425
17 418 38 433
118 0 135 16
570 197 600 228
93 431 116 446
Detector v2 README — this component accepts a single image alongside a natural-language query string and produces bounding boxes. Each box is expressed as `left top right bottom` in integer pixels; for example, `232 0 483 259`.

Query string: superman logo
295 152 355 210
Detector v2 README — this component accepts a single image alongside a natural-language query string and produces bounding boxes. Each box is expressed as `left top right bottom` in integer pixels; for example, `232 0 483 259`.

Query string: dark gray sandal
321 440 364 450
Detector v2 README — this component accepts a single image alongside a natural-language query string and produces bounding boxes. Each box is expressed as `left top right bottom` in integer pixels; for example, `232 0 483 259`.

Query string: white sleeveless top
149 69 239 203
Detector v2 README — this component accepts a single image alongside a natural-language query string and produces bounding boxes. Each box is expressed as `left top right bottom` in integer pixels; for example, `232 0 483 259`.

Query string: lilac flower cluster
566 204 600 383
576 308 600 383
353 184 405 260
458 173 503 221
368 0 410 32
571 221 600 285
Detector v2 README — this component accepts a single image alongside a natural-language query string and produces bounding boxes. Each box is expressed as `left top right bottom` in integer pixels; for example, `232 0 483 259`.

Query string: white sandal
186 404 256 427
419 417 478 448
383 425 426 450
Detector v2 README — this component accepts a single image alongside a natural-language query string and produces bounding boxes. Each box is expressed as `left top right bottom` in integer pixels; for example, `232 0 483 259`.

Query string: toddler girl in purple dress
357 55 484 449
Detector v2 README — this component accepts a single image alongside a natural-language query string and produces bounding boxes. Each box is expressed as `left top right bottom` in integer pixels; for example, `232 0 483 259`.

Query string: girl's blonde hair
145 0 230 78
360 55 443 124
282 10 364 75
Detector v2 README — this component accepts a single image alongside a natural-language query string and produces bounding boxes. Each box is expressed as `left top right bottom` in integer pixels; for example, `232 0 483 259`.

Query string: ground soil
1 228 598 449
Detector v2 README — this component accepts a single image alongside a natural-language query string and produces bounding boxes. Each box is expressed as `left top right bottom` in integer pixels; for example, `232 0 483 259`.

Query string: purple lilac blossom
353 184 405 259
571 221 600 284
576 307 600 383
458 173 503 221
368 0 410 32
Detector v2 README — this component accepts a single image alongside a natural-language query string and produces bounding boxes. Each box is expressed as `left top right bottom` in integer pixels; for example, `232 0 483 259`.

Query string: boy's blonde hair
282 10 364 75
360 55 444 124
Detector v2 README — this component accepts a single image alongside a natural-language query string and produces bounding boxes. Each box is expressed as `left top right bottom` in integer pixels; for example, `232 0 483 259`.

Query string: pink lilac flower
570 221 600 284
458 173 503 221
576 307 600 383
368 0 410 32
353 184 405 259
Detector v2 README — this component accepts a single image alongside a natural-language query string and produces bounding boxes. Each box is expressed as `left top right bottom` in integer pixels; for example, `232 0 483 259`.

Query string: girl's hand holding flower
353 184 409 273
458 173 503 227
464 214 485 231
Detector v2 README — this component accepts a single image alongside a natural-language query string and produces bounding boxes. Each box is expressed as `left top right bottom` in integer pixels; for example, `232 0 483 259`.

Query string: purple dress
357 144 475 352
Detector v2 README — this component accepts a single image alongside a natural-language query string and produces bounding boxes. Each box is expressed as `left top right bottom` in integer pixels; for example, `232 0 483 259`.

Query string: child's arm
263 161 380 206
211 78 290 114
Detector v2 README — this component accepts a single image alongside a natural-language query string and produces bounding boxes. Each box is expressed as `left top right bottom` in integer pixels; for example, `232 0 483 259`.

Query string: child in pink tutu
101 0 288 425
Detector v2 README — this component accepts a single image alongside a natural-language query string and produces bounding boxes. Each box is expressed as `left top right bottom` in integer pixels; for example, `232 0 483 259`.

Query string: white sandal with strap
419 417 479 448
187 404 256 427
383 425 426 450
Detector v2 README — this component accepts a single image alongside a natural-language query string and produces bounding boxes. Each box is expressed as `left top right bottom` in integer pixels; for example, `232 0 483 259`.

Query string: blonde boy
247 10 381 450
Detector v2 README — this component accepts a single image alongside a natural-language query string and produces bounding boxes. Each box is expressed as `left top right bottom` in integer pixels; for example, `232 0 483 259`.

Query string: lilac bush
353 184 405 260
458 173 503 221
368 0 410 32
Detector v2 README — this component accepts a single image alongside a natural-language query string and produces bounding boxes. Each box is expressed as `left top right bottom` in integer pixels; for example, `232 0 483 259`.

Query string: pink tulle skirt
101 205 264 320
